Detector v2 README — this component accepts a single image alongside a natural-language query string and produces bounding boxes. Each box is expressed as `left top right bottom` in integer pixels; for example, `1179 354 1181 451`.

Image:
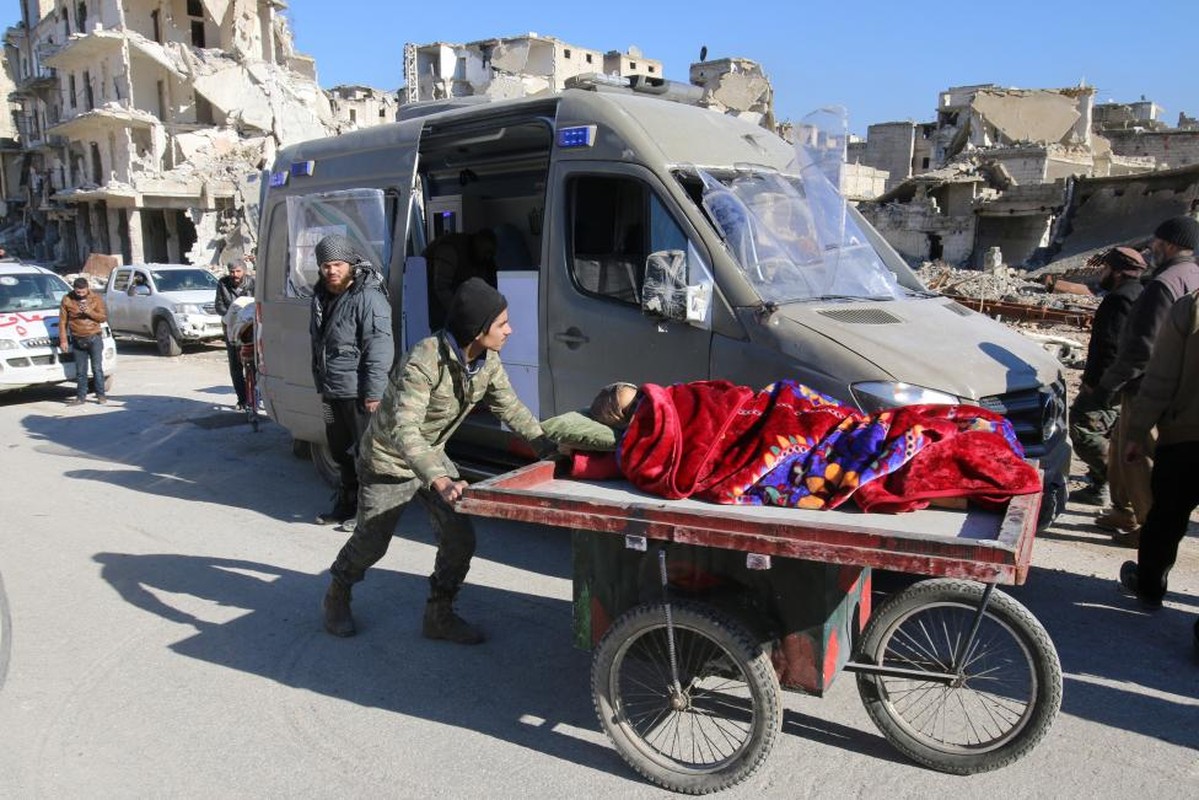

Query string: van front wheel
154 319 182 357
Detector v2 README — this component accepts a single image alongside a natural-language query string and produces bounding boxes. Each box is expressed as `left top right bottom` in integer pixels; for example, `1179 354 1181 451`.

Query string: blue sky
285 0 1197 135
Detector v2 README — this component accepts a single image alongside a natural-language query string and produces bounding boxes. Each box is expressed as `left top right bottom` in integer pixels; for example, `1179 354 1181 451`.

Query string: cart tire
855 579 1061 774
592 601 781 794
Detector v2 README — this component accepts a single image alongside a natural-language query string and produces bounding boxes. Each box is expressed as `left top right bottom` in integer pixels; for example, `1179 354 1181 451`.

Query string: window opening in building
90 142 102 184
191 20 206 47
69 74 77 108
187 0 203 15
564 48 572 58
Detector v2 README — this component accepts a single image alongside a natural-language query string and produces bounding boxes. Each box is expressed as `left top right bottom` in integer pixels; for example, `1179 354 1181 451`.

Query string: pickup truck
104 264 223 355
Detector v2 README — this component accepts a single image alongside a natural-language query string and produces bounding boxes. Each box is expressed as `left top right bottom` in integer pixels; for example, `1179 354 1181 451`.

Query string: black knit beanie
446 278 507 347
1153 216 1199 251
314 234 363 265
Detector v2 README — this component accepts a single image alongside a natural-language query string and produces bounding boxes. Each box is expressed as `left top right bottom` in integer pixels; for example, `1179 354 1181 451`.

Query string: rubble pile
915 262 1099 311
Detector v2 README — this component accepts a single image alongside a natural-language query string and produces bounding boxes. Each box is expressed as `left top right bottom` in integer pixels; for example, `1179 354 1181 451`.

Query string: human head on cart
590 382 643 429
445 277 511 358
314 234 365 295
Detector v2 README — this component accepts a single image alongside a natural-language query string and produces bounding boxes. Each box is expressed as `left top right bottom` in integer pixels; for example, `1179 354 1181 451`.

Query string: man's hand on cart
432 475 469 504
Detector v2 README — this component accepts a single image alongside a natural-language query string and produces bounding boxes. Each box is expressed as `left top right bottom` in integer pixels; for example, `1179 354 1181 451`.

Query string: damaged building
404 34 779 132
3 0 337 268
853 83 1190 269
328 84 397 133
406 34 662 102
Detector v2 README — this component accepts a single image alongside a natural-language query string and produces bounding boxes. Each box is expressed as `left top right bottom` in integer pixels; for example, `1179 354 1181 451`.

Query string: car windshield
696 167 903 304
0 273 71 312
150 269 218 292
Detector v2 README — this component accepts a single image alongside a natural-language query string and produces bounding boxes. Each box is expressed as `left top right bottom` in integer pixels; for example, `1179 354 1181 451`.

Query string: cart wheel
855 579 1061 774
592 601 781 794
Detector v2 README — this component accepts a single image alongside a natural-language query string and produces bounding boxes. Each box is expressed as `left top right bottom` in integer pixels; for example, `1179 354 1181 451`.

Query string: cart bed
458 460 1041 584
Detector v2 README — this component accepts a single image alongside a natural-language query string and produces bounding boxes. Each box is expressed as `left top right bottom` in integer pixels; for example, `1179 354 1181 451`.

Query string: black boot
322 580 356 637
316 489 356 526
422 596 484 644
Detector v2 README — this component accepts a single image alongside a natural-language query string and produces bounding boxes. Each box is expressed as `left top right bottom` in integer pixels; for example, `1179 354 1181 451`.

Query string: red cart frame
458 461 1061 793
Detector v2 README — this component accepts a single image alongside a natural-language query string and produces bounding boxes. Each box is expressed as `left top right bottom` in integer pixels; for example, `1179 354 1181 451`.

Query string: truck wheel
310 441 340 488
592 601 781 794
855 579 1061 774
154 319 182 357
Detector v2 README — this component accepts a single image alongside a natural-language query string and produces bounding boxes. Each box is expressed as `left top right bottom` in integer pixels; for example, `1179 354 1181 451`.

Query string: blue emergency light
557 125 597 148
269 171 289 187
290 160 316 178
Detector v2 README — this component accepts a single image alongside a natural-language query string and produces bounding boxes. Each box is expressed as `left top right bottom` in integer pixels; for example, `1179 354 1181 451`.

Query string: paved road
0 345 1195 798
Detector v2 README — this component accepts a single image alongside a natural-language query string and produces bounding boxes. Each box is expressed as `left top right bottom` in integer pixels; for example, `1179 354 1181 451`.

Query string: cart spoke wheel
592 601 780 794
856 579 1061 774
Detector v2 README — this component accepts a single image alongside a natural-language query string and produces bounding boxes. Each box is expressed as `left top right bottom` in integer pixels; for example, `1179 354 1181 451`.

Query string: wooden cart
458 461 1062 794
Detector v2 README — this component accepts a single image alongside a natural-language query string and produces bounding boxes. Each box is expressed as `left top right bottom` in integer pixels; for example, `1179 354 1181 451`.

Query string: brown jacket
58 292 108 346
1128 290 1199 447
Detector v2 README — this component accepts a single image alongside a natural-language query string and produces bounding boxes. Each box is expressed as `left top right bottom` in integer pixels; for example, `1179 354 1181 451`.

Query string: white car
0 262 118 394
105 264 223 356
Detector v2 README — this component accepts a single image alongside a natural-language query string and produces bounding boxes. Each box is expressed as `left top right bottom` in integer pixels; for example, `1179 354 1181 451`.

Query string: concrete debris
915 261 1100 315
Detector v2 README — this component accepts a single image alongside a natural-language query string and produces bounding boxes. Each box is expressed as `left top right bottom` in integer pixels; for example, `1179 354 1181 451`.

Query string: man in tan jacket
58 277 108 406
321 278 552 644
1118 289 1199 620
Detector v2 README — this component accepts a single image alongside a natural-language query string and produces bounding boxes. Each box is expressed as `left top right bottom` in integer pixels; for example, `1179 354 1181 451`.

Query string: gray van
255 86 1070 523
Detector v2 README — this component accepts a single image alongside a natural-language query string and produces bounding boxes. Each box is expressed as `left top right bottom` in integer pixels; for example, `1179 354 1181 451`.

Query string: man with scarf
214 259 256 409
321 278 553 644
1068 246 1146 507
309 234 394 527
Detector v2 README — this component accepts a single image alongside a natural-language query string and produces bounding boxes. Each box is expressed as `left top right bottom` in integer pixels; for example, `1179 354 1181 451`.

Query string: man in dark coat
309 234 395 526
1089 216 1199 544
214 259 255 409
1068 247 1145 507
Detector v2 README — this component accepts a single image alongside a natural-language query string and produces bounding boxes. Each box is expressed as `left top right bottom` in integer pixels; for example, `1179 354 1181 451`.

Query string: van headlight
850 381 960 411
0 339 18 350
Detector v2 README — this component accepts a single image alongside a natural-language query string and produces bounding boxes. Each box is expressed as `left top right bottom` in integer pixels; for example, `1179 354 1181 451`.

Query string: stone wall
862 122 914 191
1105 129 1199 170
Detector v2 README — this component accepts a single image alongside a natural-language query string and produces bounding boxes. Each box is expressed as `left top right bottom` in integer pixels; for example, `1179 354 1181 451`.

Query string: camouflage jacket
357 333 549 484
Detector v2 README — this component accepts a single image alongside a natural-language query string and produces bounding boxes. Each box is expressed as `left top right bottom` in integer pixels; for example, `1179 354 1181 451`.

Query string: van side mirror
641 249 712 326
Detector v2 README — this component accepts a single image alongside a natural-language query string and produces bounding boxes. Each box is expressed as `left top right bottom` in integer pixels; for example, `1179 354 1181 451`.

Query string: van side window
569 176 689 306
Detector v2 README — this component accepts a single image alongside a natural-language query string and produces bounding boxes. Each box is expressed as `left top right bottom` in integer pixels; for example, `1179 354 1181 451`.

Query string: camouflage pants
1068 398 1118 484
330 472 476 600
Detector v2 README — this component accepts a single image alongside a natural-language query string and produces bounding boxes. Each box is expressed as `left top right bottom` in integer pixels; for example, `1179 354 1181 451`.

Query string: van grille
815 307 904 325
978 379 1067 455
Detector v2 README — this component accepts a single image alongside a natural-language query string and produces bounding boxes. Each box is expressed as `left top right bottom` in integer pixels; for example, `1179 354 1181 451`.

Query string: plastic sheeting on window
697 165 901 305
285 189 389 298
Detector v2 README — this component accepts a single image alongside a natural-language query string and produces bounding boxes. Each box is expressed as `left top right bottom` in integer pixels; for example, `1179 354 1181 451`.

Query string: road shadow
20 393 574 580
91 551 627 780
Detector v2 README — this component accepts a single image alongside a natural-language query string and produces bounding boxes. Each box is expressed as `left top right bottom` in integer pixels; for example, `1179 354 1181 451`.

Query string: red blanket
605 380 1039 513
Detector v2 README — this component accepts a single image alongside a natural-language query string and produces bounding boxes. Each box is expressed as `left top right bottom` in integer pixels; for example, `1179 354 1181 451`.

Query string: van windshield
0 273 70 312
696 168 903 304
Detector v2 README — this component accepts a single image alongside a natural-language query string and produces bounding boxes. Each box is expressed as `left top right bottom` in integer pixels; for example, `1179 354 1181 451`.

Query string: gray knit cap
314 234 362 265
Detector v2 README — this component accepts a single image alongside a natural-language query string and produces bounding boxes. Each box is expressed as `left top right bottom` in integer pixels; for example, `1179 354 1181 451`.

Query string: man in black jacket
309 234 395 526
214 260 255 409
1068 247 1145 507
1089 216 1199 544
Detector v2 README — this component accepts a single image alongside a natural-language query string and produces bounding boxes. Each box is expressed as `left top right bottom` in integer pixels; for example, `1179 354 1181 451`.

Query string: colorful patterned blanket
614 380 1040 513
